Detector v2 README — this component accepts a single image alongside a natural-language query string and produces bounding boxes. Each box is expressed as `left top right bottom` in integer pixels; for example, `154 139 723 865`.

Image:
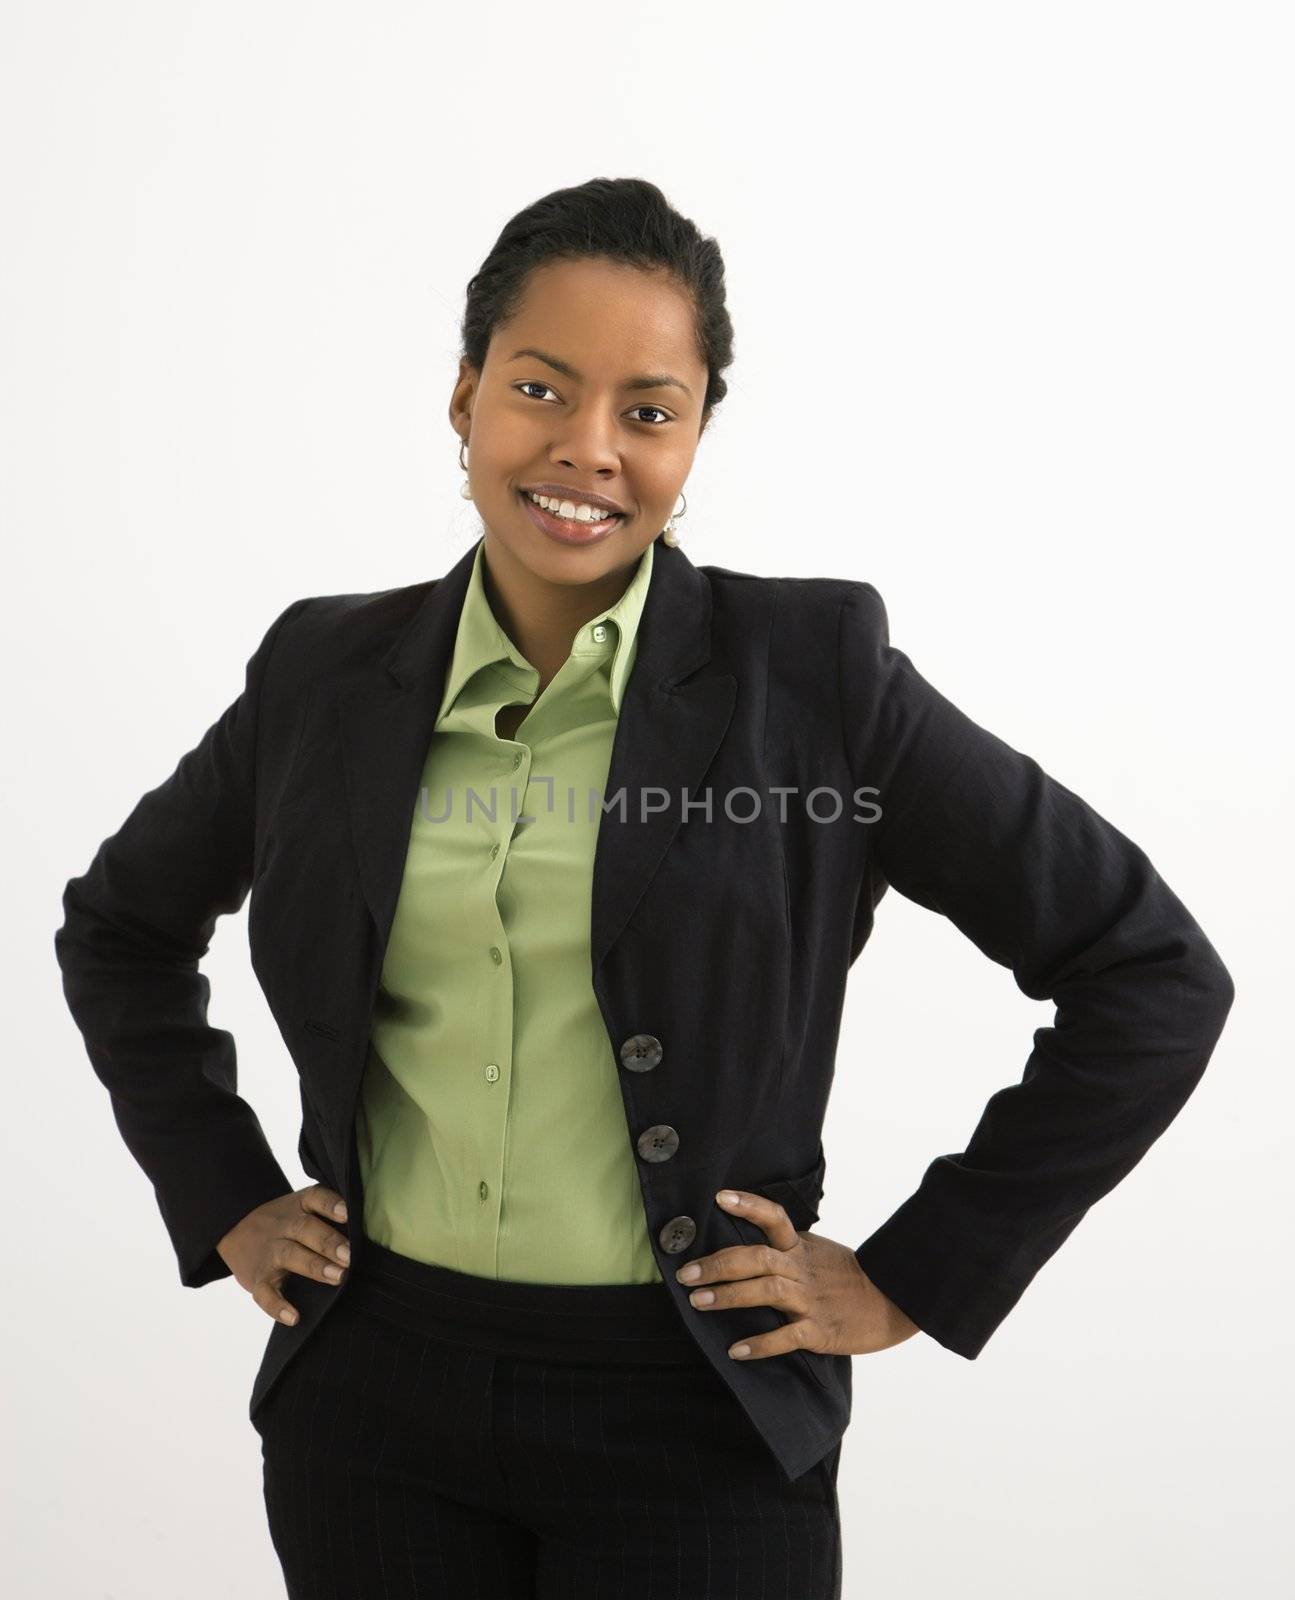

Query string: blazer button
636 1124 680 1163
620 1033 663 1072
658 1215 697 1254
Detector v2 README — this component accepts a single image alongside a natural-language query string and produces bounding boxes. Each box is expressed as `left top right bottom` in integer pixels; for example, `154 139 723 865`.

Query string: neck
479 533 644 687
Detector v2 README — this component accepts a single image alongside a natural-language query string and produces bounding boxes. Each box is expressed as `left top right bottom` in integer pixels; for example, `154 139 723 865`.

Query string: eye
512 383 673 426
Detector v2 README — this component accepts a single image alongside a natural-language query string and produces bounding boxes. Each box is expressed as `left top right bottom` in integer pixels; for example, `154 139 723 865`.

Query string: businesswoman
55 177 1235 1600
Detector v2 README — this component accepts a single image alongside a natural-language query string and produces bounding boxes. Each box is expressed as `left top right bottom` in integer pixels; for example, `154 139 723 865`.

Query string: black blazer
54 535 1235 1483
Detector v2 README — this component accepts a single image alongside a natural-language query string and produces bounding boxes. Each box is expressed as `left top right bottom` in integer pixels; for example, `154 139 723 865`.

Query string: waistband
344 1234 710 1367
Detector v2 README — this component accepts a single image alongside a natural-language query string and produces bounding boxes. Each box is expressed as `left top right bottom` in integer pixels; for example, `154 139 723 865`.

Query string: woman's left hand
675 1189 921 1361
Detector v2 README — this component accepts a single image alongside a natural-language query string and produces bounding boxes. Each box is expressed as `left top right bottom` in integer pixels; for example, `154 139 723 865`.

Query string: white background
4 2 1290 1595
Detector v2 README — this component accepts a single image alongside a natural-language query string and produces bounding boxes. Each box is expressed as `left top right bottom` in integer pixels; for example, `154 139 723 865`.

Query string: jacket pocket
748 1142 826 1234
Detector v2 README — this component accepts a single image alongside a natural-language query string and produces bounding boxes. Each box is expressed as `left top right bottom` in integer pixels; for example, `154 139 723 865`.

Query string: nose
550 409 622 476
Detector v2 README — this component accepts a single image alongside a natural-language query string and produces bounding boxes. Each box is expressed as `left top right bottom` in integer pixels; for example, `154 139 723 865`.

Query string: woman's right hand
216 1184 352 1325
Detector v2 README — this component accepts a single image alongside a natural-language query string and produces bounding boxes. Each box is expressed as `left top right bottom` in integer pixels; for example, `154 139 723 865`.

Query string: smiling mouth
516 492 629 548
517 489 625 526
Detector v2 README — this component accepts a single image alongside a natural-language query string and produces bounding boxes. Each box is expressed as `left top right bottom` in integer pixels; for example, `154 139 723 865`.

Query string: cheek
464 400 530 473
468 436 518 489
643 447 695 503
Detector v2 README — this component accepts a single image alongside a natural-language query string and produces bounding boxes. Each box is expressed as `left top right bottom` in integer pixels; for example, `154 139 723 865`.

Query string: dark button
658 1215 697 1254
636 1124 680 1163
620 1034 663 1073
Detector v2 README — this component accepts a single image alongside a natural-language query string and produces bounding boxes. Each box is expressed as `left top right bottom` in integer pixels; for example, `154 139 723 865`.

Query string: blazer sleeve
839 581 1235 1359
53 598 310 1290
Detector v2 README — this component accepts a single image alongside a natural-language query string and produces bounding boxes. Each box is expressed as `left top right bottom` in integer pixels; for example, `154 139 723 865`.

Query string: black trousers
253 1235 843 1598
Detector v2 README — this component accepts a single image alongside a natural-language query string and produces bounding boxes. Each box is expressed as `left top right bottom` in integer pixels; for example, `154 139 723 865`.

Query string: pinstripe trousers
252 1235 843 1598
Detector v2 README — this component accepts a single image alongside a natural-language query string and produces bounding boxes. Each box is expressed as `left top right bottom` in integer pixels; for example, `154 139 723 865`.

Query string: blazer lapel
590 546 736 966
336 539 477 952
336 533 737 971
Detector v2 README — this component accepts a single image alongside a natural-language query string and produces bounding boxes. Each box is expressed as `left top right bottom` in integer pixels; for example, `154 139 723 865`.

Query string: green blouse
355 533 663 1283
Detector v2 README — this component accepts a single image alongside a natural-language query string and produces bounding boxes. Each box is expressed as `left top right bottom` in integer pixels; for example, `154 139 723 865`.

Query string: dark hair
460 177 734 428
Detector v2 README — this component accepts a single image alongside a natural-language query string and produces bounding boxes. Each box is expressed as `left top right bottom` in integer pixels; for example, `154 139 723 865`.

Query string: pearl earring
661 491 687 547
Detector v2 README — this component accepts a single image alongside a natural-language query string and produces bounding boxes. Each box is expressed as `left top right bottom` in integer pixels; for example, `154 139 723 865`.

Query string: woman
55 177 1235 1599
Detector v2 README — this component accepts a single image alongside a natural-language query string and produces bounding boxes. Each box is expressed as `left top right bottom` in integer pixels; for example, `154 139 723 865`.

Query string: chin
487 509 645 584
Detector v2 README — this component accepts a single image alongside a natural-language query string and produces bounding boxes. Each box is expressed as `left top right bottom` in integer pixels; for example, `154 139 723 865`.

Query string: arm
53 598 310 1289
839 582 1235 1358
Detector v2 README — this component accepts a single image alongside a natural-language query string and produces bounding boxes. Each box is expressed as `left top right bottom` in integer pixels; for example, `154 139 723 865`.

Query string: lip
519 482 628 516
518 489 625 547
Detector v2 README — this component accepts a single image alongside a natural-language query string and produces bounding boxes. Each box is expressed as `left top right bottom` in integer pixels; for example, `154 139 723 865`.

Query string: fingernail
324 1264 342 1280
337 1245 351 1264
677 1264 701 1282
280 1309 297 1325
730 1344 751 1359
717 1191 739 1206
334 1203 348 1220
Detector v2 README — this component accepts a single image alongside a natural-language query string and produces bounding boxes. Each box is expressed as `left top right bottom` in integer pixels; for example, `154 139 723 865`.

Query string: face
449 256 710 593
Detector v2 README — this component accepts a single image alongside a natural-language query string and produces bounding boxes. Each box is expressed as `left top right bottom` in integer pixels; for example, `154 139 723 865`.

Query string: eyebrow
507 346 694 400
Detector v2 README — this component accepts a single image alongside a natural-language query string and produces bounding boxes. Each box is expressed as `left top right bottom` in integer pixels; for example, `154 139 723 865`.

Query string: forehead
496 257 704 374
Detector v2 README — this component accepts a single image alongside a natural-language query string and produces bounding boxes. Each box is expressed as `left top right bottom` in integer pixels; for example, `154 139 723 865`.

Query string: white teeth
527 491 618 523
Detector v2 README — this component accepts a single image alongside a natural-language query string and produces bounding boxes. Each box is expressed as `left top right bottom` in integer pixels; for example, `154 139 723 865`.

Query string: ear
449 360 480 430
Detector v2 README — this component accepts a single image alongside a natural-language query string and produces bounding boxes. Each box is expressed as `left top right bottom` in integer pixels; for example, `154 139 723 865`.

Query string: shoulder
282 576 434 637
699 566 898 697
245 577 438 715
698 560 886 639
262 576 435 660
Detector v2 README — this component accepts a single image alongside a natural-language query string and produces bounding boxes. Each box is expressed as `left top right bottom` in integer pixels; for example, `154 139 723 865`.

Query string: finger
301 1185 349 1224
676 1242 781 1288
251 1271 303 1327
687 1272 808 1316
287 1210 352 1268
726 1325 814 1363
275 1237 349 1287
715 1189 799 1251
